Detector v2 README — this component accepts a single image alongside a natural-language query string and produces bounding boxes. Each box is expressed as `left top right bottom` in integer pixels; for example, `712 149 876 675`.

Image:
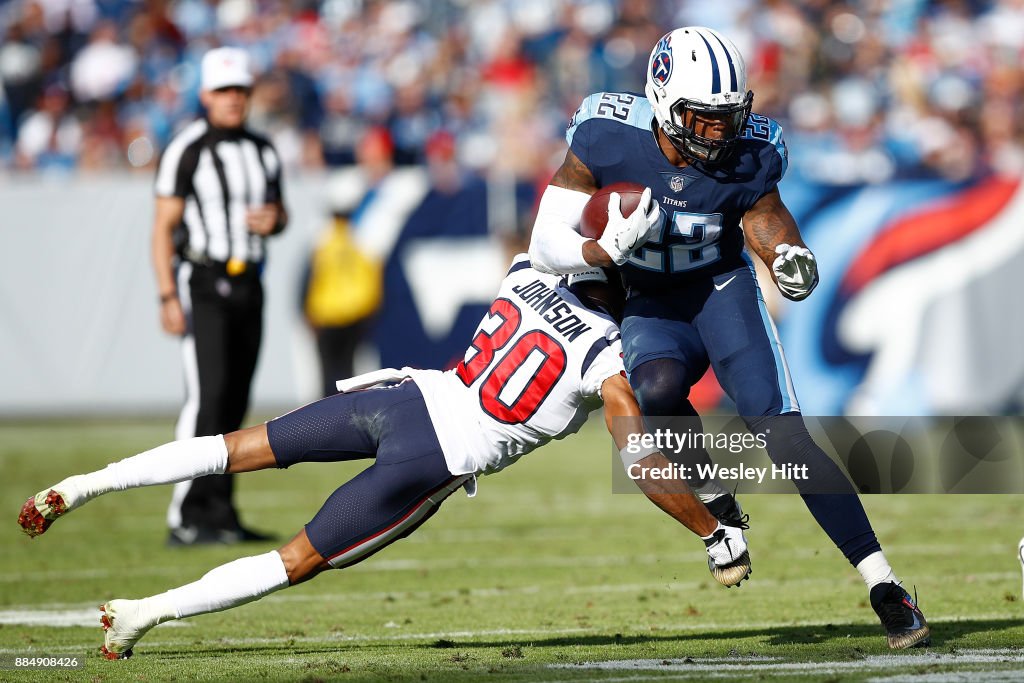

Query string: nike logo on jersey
714 275 737 291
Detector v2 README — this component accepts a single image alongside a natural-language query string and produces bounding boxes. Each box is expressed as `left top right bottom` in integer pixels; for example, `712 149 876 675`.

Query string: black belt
184 253 261 277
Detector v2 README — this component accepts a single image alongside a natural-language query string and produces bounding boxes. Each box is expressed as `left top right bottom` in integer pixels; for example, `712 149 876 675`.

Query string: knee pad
629 359 714 481
631 358 696 416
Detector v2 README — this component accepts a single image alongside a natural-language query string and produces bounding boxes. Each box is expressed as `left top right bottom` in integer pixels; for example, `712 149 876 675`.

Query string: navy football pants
266 381 470 568
621 261 798 416
621 261 881 566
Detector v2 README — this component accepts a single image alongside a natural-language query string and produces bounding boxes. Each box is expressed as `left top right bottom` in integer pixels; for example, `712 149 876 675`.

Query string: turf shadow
405 617 1023 650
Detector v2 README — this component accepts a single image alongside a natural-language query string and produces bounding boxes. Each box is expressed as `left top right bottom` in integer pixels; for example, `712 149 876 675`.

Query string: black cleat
167 525 277 547
166 525 224 547
870 582 931 649
705 493 749 530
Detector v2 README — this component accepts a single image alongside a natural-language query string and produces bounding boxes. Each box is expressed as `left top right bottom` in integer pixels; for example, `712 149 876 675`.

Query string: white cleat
100 600 158 660
704 525 751 588
18 486 73 538
17 476 92 538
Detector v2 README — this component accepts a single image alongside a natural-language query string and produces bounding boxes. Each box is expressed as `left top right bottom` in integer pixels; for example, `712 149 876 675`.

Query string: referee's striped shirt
155 119 283 264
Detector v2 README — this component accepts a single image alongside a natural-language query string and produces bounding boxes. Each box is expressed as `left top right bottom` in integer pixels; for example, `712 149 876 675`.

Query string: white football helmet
645 27 753 164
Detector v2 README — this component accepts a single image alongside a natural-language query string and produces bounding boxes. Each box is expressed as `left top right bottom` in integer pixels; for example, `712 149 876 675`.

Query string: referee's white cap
201 47 254 91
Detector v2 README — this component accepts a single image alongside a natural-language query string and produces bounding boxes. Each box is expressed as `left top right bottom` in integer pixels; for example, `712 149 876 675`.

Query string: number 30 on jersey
455 299 567 424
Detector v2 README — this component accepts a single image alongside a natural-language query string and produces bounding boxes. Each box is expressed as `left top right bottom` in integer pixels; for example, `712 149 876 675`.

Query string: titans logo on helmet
651 34 673 86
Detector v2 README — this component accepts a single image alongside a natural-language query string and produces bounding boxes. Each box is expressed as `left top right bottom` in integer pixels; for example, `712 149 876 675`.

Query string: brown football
579 182 648 239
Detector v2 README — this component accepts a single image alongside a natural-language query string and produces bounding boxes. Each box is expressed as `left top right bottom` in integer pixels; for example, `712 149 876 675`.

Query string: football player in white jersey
18 255 748 660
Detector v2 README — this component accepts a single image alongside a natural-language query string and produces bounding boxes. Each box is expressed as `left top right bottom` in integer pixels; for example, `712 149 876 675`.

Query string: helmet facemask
661 91 753 164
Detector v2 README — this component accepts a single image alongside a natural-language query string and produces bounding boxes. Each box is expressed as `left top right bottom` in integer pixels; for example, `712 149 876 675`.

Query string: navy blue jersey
566 91 788 289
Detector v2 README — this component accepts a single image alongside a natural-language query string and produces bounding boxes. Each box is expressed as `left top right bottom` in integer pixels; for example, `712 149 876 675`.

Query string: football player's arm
742 188 819 300
528 148 614 272
600 374 718 537
152 196 187 335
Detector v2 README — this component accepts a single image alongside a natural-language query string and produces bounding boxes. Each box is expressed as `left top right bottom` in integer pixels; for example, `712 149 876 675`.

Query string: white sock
856 551 899 589
692 478 730 504
54 436 228 507
158 550 290 620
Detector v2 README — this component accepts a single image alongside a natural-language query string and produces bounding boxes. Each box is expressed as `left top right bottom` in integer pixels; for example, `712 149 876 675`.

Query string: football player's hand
597 187 660 266
772 243 819 300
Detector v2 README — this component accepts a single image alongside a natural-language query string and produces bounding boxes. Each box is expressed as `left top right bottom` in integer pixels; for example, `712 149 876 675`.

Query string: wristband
619 442 660 467
159 292 177 304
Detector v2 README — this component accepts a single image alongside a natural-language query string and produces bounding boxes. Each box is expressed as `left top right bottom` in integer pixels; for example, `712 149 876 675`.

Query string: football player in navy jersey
528 26 929 650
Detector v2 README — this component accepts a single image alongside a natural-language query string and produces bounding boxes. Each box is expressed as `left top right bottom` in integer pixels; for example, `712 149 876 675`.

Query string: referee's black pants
172 261 263 531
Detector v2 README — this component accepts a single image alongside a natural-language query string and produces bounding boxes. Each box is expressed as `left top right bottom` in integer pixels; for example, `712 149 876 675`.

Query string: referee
152 47 286 546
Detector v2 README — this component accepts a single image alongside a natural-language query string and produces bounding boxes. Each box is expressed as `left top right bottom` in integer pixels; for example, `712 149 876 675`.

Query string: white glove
704 524 751 587
772 243 819 300
597 187 660 266
704 524 748 568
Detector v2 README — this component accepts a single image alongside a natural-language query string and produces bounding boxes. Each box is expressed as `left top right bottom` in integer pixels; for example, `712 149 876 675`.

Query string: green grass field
2 417 1023 682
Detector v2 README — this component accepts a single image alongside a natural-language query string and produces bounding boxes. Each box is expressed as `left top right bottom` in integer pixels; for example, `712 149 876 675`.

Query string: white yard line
6 539 1009 581
0 601 1017 640
547 650 1024 678
3 554 1018 584
869 672 1024 683
0 616 1021 683
0 608 188 628
0 566 185 583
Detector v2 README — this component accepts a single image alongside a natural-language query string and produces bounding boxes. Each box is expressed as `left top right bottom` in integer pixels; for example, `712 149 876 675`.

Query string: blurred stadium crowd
1 0 1023 183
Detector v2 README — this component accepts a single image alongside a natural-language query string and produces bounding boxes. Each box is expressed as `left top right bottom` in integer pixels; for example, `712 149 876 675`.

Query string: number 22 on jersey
455 299 567 424
628 210 724 273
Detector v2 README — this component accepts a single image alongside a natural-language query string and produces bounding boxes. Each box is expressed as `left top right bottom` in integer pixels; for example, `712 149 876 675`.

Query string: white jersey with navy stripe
408 255 624 476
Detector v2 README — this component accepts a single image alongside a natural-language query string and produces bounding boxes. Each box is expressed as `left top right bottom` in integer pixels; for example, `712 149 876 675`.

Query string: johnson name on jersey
566 91 788 289
407 255 624 476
